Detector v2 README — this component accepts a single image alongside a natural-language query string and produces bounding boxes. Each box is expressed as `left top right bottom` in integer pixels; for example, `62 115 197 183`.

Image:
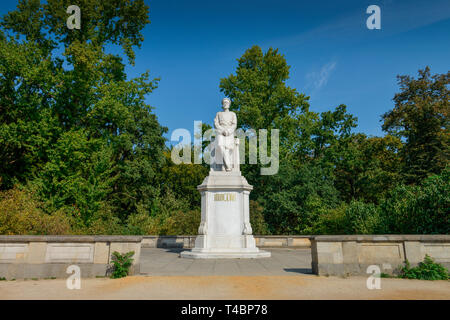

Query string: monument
181 98 271 258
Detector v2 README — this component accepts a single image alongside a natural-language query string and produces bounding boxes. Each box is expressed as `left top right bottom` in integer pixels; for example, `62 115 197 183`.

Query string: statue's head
222 98 231 110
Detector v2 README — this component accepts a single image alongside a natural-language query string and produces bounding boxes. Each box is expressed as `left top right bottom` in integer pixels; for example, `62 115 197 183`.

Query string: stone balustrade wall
2 234 448 279
141 235 311 248
310 235 450 276
0 236 142 280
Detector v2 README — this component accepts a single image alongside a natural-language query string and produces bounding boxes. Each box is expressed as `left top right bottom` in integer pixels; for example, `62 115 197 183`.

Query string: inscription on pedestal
214 193 236 201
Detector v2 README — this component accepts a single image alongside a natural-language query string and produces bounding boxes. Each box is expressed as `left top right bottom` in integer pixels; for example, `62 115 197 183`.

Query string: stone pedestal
180 170 270 259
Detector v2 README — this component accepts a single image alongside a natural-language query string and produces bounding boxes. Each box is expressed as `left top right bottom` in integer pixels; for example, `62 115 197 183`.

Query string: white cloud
266 0 450 49
306 61 337 93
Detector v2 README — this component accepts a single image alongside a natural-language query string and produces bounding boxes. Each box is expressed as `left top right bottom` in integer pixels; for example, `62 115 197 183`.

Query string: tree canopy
0 4 448 235
0 0 167 232
382 67 449 184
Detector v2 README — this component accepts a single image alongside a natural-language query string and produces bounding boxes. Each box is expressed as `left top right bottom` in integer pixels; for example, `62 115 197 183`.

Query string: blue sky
1 0 449 141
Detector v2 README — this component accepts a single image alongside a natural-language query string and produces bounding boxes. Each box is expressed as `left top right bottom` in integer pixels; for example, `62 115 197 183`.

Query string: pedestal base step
180 250 271 259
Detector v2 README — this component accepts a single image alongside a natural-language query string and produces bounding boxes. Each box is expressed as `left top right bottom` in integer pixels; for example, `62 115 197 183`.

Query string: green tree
219 46 359 234
219 45 309 126
342 200 381 234
329 133 402 203
219 45 309 152
382 67 449 184
249 200 270 235
0 187 74 235
260 160 340 234
0 0 166 229
378 167 449 234
159 150 208 210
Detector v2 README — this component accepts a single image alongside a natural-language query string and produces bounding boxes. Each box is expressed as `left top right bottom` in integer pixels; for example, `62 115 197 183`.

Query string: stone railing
6 234 445 279
141 235 311 248
310 235 450 276
0 236 142 280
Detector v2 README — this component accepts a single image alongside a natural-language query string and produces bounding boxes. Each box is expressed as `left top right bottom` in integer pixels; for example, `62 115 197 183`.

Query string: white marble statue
212 98 240 172
180 97 270 259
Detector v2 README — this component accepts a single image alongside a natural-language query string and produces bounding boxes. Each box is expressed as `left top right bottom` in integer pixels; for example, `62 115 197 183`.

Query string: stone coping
142 235 194 238
141 235 312 238
256 235 312 238
4 234 446 243
0 235 143 243
311 235 450 242
197 184 253 191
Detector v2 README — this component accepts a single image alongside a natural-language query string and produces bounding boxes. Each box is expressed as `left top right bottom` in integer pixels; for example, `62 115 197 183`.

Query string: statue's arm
214 113 226 135
229 112 237 135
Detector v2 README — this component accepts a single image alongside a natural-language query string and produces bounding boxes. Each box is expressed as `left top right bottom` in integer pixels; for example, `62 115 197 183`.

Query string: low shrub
399 255 449 280
110 251 135 279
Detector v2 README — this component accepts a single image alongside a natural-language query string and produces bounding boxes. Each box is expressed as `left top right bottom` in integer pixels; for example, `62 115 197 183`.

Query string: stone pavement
139 248 312 276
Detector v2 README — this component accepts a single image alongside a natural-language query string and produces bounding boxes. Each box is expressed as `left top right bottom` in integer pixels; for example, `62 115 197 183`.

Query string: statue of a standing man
214 98 237 172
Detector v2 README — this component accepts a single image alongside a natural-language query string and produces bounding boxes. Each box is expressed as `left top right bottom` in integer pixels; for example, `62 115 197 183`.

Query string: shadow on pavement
162 248 185 254
283 268 313 274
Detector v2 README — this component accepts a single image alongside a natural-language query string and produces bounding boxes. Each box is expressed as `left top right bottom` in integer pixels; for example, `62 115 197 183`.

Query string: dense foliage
0 1 448 235
219 45 448 235
399 255 449 280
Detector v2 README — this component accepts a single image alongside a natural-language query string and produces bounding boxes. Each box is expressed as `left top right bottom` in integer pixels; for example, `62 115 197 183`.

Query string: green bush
379 168 449 234
82 204 125 235
316 168 449 235
313 203 348 235
110 251 135 279
125 190 199 235
250 200 270 235
258 161 340 235
399 255 449 280
343 201 381 234
0 187 74 235
164 209 201 235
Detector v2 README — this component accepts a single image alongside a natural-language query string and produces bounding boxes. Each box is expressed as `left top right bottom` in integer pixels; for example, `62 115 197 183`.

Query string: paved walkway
140 248 312 276
2 274 449 300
